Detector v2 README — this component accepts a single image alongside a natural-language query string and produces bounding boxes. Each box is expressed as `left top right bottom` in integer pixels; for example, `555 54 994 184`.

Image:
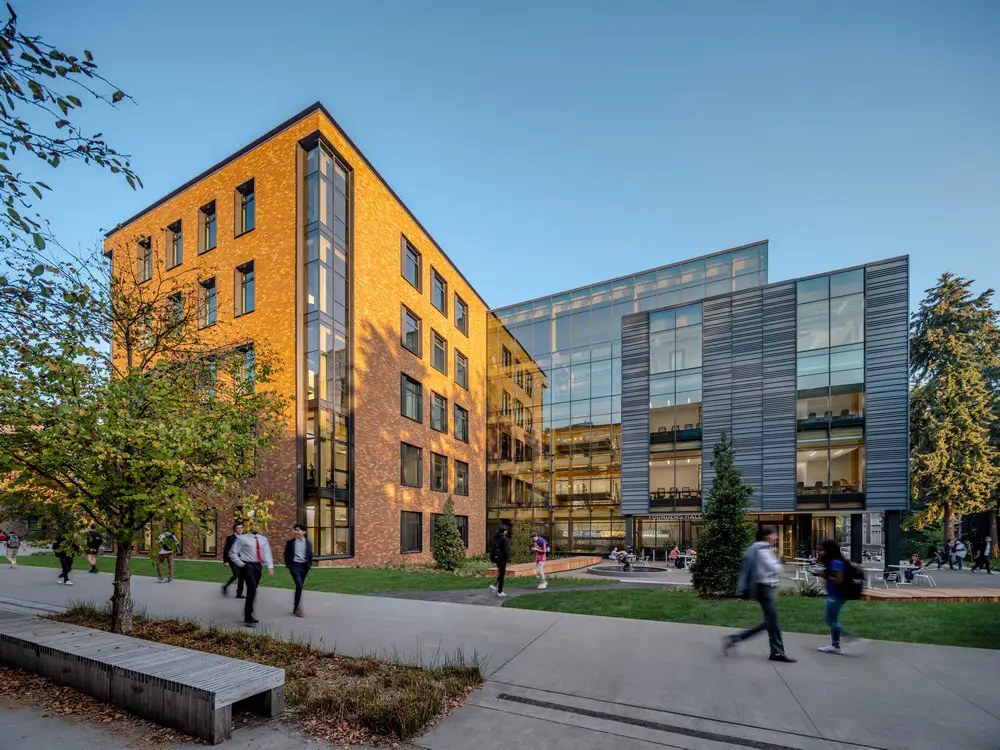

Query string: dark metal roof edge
103 101 489 308
490 239 770 313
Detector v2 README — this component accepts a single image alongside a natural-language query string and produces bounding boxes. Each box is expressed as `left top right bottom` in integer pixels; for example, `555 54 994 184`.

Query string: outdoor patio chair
915 570 936 587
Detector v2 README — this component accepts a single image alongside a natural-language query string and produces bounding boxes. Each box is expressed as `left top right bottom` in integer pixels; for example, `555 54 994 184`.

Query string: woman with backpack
813 539 857 655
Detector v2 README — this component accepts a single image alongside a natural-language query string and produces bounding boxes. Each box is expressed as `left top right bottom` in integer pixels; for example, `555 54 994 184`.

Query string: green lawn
16 553 599 594
505 588 1000 650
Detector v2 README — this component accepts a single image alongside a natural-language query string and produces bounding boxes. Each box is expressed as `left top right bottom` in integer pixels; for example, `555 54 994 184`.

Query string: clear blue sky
25 0 999 311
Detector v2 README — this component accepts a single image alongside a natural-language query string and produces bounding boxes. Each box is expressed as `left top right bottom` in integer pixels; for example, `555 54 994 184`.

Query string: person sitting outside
669 545 682 567
904 553 924 582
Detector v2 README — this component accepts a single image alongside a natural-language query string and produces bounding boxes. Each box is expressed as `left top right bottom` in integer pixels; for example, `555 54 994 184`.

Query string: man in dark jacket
221 521 245 598
489 522 512 597
283 523 314 617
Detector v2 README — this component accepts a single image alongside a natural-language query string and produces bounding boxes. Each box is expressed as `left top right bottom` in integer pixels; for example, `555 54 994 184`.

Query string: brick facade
104 104 487 565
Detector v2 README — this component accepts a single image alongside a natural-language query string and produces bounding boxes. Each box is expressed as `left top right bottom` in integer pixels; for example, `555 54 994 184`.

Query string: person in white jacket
723 526 796 663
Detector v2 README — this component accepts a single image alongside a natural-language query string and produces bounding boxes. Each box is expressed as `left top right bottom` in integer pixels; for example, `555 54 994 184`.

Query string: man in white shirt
724 526 796 663
954 538 967 571
228 528 274 626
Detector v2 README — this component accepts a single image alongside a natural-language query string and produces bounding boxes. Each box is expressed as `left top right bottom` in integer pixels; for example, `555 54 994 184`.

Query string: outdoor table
863 567 883 587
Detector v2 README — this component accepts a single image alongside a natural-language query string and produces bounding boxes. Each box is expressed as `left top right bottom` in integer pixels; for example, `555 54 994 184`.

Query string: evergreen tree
431 497 465 571
510 520 534 564
910 274 1000 539
691 432 755 596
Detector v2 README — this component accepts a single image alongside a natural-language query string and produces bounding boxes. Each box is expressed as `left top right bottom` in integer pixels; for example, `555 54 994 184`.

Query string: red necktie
255 536 263 563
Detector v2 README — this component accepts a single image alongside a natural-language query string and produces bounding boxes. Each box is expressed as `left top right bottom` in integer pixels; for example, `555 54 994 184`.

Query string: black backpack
490 535 505 564
841 560 865 600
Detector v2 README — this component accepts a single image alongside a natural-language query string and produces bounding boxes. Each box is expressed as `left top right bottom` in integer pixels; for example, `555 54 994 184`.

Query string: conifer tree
431 497 465 571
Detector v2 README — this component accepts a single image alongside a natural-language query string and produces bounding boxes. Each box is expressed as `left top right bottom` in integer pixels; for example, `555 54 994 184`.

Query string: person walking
530 532 549 590
5 531 21 568
488 522 511 598
938 540 953 570
283 523 313 617
971 536 993 575
85 527 103 574
229 526 274 626
813 539 855 654
156 529 179 582
954 538 967 571
723 526 795 663
54 533 75 585
221 521 245 598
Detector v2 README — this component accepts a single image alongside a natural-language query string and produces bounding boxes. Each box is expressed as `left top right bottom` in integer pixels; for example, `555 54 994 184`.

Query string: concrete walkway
1 565 998 750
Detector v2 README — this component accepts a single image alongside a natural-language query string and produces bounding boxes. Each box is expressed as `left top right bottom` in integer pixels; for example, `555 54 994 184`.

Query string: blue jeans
825 597 851 645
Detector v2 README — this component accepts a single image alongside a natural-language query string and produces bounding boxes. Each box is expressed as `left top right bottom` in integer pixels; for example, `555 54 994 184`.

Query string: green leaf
112 91 124 103
32 234 44 251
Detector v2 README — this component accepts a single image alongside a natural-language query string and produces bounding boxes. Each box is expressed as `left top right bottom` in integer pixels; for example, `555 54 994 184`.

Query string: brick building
104 103 487 565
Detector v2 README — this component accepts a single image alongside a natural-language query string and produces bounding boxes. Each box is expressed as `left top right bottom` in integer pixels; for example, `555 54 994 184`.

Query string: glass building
486 242 769 553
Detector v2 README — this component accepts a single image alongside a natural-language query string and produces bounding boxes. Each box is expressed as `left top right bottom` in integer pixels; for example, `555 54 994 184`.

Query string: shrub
431 498 465 572
510 520 534 564
691 432 756 596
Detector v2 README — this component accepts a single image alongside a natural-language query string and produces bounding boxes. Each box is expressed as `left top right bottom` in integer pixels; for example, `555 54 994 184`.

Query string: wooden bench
0 612 284 744
486 555 603 578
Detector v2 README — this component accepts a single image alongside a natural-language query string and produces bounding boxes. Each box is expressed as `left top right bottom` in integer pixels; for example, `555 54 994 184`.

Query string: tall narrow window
431 269 447 315
400 443 422 487
402 306 421 356
198 278 217 329
430 452 447 492
401 374 422 422
401 237 421 291
199 201 217 253
502 346 512 374
432 331 447 374
454 404 469 442
455 294 468 335
137 236 152 283
400 510 422 553
236 178 255 235
167 292 184 332
235 261 255 316
502 390 511 416
455 350 469 389
514 400 523 427
166 220 182 269
198 511 218 556
239 344 255 395
454 460 469 496
431 392 448 433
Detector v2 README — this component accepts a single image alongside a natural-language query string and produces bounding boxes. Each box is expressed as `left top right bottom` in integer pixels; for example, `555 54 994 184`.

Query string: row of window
181 261 255 330
402 236 469 335
500 346 534 396
400 443 470 495
401 374 470 441
401 305 470 387
499 432 535 463
400 510 470 554
136 179 255 282
500 390 534 433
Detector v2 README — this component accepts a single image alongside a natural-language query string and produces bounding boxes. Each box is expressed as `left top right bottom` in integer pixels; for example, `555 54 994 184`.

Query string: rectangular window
502 346 512 374
502 391 511 416
166 220 182 269
236 178 255 235
402 237 422 291
430 452 447 492
500 432 512 460
400 510 422 553
525 373 533 397
401 374 422 422
431 269 447 315
198 511 218 556
514 400 523 427
432 511 469 547
400 443 422 487
167 292 184 332
515 360 524 388
432 331 447 373
199 201 217 253
402 306 421 356
239 344 255 395
526 410 533 434
454 404 469 442
198 277 217 329
137 237 152 283
454 460 469 497
455 294 468 335
455 350 469 389
515 439 524 463
235 260 255 316
431 392 448 433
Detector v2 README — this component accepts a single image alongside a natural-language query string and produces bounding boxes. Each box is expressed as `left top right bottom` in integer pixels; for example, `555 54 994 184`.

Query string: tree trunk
110 542 133 634
942 502 955 542
990 509 998 559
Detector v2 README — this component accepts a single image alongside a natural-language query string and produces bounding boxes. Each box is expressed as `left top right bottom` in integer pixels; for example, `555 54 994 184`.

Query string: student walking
489 522 511 597
229 527 274 626
814 540 855 654
531 532 549 589
221 521 245 597
723 526 795 663
156 529 179 582
283 523 313 617
54 534 75 585
4 531 21 568
85 527 103 574
954 538 967 570
971 536 993 574
938 541 953 570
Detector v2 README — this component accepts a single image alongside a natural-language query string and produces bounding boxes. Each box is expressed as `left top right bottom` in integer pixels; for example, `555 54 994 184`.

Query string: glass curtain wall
303 141 353 556
795 269 865 510
649 304 703 510
487 243 766 553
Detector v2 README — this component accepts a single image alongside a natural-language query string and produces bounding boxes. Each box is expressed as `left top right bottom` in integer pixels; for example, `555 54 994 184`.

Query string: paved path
2 565 999 750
